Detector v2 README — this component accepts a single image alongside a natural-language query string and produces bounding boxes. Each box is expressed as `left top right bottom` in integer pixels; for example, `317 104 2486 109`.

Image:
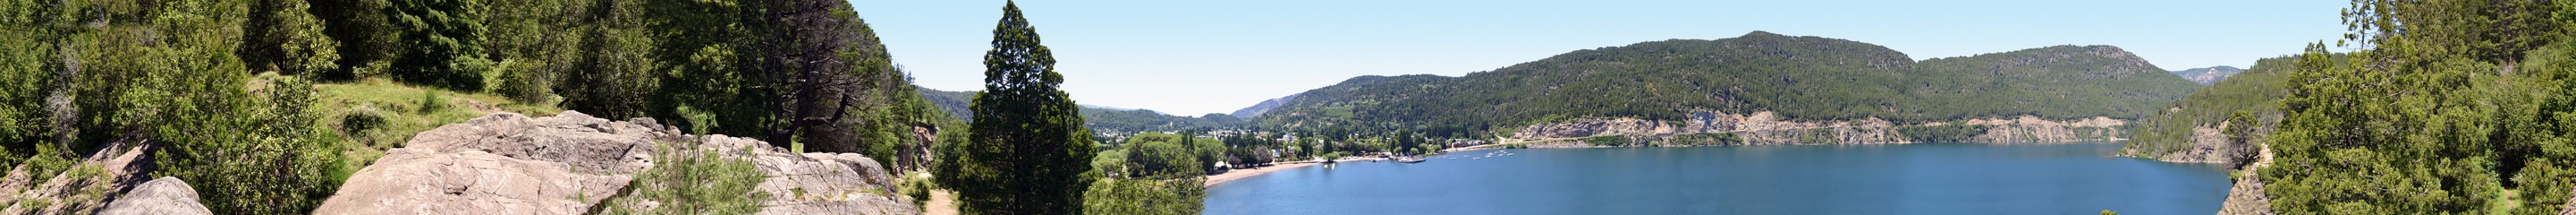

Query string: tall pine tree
941 1 1096 214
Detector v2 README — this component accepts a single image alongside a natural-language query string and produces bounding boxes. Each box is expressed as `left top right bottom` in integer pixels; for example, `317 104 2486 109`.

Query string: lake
1202 142 2232 215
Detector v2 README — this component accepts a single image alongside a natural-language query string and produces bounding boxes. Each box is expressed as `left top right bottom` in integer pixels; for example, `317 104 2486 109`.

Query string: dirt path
925 190 957 215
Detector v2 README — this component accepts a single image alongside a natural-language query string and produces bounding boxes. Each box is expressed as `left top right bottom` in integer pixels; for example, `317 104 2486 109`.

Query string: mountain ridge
1248 31 2201 137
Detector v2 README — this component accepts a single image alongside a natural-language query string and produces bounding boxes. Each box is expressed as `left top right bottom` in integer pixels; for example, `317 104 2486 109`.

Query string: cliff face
1506 110 2124 146
314 111 915 214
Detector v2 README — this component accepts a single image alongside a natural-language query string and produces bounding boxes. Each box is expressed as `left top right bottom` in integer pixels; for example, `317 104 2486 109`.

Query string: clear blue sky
844 0 2347 116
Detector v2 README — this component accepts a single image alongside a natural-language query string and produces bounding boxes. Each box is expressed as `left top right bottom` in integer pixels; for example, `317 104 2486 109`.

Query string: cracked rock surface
315 111 915 214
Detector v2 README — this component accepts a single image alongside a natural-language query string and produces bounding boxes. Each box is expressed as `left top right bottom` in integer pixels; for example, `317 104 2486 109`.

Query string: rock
2217 143 2276 215
96 177 213 215
317 111 917 215
2151 121 2263 166
2215 174 2274 215
2563 187 2574 215
0 138 172 214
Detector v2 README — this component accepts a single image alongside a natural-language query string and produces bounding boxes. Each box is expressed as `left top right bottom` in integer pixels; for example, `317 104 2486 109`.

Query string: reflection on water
1203 142 2230 215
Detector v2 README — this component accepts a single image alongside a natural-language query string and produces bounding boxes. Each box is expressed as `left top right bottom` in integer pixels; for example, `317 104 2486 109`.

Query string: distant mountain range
1239 31 2202 134
2171 65 2245 84
1227 93 1298 119
917 88 1245 134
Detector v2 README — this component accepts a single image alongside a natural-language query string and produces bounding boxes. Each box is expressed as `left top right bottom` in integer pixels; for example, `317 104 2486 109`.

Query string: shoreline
1202 162 1317 187
1202 158 1390 187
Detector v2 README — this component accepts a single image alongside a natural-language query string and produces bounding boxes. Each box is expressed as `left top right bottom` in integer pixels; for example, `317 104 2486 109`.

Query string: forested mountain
919 88 1245 134
2173 65 2246 84
1249 31 2201 137
2123 56 2300 163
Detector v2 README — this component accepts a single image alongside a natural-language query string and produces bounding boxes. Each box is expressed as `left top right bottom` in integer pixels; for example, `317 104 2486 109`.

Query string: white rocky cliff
313 111 915 215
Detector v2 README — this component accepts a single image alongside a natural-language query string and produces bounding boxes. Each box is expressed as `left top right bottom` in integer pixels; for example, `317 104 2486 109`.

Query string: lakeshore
1203 157 1397 187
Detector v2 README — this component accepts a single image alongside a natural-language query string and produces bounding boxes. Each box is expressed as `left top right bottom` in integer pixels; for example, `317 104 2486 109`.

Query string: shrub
339 106 389 147
603 142 769 214
1080 177 1205 215
493 59 551 105
416 91 446 114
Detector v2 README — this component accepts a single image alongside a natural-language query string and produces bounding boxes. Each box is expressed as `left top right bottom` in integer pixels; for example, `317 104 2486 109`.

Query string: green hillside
2121 56 2301 158
1250 31 2202 137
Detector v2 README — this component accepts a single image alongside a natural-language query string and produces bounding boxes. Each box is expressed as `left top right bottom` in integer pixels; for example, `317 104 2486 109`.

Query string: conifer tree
385 0 488 90
941 1 1097 214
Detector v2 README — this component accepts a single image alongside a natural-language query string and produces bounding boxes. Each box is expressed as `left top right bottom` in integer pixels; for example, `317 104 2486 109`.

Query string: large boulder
96 177 213 215
315 111 916 214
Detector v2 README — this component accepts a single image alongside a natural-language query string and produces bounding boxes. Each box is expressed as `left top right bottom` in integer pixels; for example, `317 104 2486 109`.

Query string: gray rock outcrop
315 111 916 215
0 138 191 214
96 176 213 215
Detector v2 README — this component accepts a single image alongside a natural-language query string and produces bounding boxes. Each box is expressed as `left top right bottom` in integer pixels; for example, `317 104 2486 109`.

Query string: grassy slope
311 78 560 172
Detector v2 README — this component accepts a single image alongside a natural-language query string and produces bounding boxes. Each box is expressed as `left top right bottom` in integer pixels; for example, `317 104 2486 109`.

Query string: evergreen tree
940 1 1097 213
384 0 488 90
241 0 341 75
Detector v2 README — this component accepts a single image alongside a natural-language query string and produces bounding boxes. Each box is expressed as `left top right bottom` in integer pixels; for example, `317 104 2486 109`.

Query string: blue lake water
1203 142 2232 215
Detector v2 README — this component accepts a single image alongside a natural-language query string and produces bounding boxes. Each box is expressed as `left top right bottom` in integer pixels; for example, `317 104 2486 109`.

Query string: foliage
557 0 657 119
241 0 341 75
2123 56 2302 158
604 142 771 215
0 2 51 170
491 59 549 104
1114 133 1219 177
2260 1 2573 213
310 0 397 80
938 2 1096 213
1080 177 1205 215
1253 32 2199 140
384 0 489 90
159 73 349 215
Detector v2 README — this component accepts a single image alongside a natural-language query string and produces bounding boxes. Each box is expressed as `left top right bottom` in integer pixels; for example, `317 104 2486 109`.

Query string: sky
844 0 2348 116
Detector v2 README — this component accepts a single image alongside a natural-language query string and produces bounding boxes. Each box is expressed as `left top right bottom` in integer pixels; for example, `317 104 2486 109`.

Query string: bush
493 59 551 104
339 106 389 147
1080 177 1205 215
416 91 446 114
901 175 935 210
603 142 769 214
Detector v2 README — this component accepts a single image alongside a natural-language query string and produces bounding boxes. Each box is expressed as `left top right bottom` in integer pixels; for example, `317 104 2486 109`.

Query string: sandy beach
1203 162 1319 186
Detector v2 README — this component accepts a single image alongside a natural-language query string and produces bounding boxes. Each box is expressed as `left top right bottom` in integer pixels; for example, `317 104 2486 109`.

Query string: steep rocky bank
313 111 915 214
1505 110 2125 146
2216 144 2275 215
0 138 210 215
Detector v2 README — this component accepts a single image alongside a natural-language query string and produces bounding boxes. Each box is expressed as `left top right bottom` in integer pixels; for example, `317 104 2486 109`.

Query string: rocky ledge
313 111 915 215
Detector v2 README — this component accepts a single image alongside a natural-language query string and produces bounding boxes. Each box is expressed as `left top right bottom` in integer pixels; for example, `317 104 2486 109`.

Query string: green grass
313 78 561 172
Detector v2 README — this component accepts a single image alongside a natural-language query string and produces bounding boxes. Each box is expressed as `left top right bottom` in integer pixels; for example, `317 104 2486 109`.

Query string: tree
384 0 488 90
938 1 1096 214
240 0 341 75
2222 110 2257 169
310 0 396 80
